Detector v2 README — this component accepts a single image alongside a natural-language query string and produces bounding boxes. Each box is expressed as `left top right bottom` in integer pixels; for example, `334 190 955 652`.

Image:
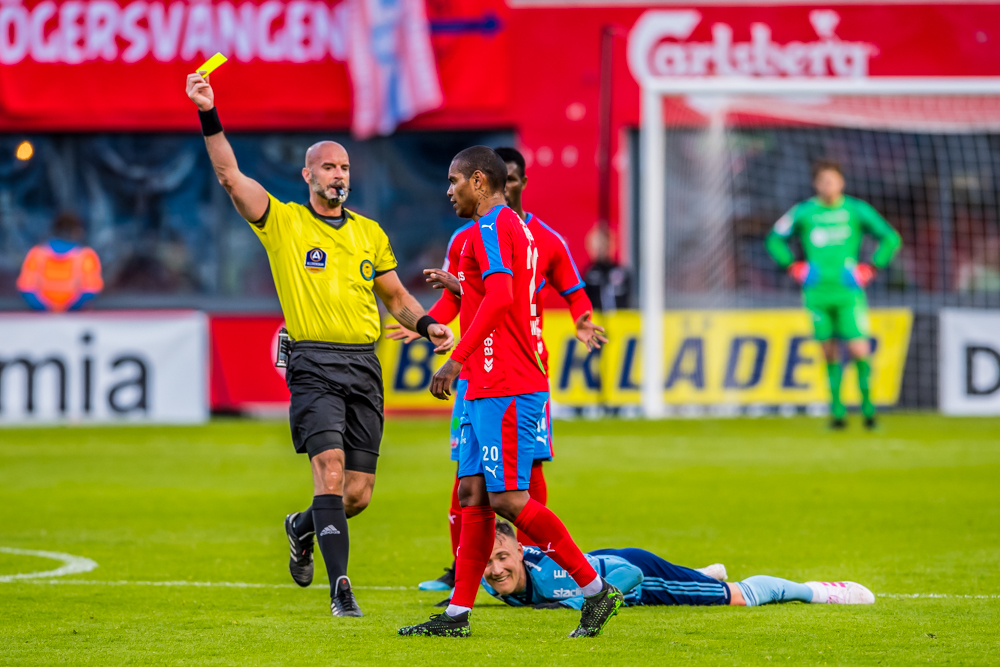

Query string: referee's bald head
305 141 348 170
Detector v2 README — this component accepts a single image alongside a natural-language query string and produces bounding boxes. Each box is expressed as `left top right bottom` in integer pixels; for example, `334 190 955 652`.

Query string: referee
186 72 454 617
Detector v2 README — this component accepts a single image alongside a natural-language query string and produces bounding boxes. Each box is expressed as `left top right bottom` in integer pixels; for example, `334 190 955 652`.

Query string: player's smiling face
483 533 526 596
447 161 477 219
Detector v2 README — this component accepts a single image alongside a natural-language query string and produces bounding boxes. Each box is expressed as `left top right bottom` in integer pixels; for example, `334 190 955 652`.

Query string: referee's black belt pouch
292 340 376 354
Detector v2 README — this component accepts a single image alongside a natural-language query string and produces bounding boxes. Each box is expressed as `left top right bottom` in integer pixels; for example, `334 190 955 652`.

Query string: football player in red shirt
393 148 607 594
398 146 623 639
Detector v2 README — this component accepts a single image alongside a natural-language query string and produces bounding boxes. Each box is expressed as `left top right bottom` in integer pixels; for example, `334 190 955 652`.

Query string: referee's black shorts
285 341 384 473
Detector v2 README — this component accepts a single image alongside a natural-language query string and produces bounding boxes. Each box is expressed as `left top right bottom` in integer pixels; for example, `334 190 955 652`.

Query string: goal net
637 92 1000 415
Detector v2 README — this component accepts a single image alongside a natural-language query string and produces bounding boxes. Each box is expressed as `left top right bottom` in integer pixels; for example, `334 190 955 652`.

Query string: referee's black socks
313 494 350 594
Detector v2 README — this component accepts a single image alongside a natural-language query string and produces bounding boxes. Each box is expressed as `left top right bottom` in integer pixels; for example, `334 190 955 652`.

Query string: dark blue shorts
589 548 730 607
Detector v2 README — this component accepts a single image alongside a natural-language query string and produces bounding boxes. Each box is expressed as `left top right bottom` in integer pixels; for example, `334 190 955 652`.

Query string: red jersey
450 205 548 400
430 220 475 379
525 213 592 371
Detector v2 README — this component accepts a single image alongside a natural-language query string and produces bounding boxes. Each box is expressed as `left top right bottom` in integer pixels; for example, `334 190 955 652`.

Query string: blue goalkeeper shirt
481 546 730 608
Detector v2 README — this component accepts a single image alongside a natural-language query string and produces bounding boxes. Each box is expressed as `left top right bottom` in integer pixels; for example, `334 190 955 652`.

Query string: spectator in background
17 212 103 311
583 225 631 312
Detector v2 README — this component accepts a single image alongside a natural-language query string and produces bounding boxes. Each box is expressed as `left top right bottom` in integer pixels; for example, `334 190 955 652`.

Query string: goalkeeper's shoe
805 581 876 605
418 562 456 591
568 580 624 638
398 610 471 637
830 417 847 430
284 512 313 587
331 576 363 617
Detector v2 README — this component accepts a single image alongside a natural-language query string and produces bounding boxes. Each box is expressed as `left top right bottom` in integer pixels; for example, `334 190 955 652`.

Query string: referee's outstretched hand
186 73 215 111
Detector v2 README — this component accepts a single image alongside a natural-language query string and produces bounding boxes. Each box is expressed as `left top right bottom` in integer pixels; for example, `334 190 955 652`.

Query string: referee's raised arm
185 72 269 223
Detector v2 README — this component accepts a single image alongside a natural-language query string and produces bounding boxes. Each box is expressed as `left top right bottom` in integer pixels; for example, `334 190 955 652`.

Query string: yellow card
196 53 228 76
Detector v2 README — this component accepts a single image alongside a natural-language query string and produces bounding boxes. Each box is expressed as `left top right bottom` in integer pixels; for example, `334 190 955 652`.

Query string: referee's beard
310 175 348 208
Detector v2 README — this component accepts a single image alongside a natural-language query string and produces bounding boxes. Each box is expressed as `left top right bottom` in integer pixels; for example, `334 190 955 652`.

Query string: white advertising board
0 311 208 425
940 309 1000 416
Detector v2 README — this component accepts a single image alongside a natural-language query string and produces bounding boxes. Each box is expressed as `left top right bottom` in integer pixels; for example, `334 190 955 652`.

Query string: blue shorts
458 391 549 492
532 398 553 462
589 548 730 607
451 382 552 464
449 379 468 462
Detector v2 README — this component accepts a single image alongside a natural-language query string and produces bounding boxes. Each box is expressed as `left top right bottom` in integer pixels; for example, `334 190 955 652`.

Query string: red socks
448 474 462 558
450 505 495 608
513 498 597 586
517 463 548 546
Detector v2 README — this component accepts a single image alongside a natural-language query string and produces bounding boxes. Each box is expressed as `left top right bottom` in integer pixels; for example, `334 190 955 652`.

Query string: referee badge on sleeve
359 259 375 281
305 248 327 273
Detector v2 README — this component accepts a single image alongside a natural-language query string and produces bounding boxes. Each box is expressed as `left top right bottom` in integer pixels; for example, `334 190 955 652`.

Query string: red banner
209 314 289 412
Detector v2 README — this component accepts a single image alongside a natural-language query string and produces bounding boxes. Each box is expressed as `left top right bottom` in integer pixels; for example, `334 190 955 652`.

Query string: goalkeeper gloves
853 263 878 287
788 261 811 285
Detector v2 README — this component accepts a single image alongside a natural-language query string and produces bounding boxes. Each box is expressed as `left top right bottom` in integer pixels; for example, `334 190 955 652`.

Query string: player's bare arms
374 270 454 354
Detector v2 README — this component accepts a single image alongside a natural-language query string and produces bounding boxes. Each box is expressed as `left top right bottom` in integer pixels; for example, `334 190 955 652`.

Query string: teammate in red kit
394 147 606 594
397 146 623 639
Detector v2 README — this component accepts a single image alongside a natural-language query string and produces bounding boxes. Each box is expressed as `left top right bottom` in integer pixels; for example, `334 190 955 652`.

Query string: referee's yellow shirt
250 193 397 344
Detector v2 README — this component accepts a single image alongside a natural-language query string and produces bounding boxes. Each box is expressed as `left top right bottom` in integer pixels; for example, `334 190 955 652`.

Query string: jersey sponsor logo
483 332 495 372
553 569 568 579
809 225 852 248
304 248 327 273
552 587 579 598
359 259 375 281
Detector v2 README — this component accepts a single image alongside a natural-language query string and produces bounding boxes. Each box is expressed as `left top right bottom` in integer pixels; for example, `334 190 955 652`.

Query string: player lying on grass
389 146 606 594
481 521 875 609
765 159 901 430
397 147 623 639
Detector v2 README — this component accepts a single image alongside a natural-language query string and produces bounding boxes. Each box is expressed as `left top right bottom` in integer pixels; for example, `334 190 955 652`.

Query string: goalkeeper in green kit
766 160 901 429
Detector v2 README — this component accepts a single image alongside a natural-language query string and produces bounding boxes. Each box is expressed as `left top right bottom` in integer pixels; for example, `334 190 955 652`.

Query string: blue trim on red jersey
535 277 546 294
47 239 79 255
536 219 586 296
443 220 475 272
479 206 513 279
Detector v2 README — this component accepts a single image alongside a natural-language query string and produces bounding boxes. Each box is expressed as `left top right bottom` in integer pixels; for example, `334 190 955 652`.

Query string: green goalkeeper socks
827 361 844 419
856 358 874 417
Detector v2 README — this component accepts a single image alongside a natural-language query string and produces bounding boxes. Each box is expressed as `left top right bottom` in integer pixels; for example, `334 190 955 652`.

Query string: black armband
416 315 437 339
199 107 224 136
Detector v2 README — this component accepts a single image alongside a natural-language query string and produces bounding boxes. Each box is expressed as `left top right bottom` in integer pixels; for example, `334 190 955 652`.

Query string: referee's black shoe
284 512 314 587
331 576 363 617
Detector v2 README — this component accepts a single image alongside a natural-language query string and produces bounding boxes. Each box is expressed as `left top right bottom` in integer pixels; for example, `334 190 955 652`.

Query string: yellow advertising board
379 309 912 410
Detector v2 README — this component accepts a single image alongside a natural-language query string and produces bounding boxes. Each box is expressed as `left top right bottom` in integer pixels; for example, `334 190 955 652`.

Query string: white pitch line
878 593 1000 600
11 579 410 591
0 547 98 583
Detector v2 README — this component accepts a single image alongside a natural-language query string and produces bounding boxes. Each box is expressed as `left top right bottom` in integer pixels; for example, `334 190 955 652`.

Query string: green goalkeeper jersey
765 195 901 294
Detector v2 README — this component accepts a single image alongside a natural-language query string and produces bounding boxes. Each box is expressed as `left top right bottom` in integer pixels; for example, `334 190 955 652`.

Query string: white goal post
636 75 1000 418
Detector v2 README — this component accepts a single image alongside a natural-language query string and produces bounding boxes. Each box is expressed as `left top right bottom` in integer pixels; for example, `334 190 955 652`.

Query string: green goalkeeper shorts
803 289 871 341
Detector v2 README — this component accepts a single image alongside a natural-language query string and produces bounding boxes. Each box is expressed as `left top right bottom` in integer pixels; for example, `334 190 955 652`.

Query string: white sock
806 582 828 604
445 604 472 617
580 575 603 597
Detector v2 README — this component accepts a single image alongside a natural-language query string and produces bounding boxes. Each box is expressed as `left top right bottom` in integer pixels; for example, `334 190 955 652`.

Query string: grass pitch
1 415 998 665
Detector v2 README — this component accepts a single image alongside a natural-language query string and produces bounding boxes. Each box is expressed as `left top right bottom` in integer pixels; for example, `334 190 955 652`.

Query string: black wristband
199 107 223 136
416 315 437 339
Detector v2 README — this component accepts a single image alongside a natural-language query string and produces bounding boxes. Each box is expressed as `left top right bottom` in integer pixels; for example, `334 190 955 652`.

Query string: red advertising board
209 314 289 412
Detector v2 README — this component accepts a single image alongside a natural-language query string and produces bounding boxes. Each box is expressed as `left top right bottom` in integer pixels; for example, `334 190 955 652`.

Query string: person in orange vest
17 212 104 312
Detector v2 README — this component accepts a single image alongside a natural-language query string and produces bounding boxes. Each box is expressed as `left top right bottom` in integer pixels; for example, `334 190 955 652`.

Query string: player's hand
424 269 461 296
186 72 215 111
427 323 455 354
384 322 421 344
574 312 608 351
788 261 810 285
429 358 461 400
853 263 877 287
